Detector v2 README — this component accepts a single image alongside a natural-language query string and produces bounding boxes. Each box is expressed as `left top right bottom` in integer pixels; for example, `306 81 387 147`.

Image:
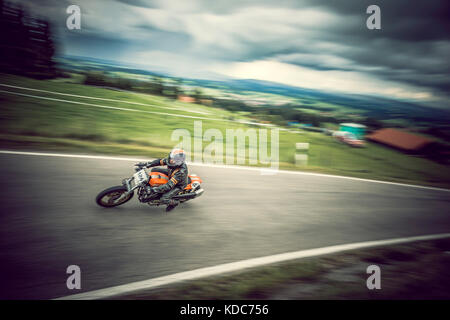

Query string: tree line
82 71 184 99
0 0 58 78
81 70 385 129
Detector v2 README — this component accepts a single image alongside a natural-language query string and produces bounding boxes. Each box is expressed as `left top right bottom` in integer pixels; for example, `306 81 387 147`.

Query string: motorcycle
95 164 204 208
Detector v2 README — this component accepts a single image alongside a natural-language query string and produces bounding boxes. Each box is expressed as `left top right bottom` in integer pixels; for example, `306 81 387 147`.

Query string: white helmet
168 148 186 168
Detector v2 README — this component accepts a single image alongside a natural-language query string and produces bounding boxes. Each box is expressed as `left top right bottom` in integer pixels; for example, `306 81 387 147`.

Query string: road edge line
0 149 448 192
55 233 450 300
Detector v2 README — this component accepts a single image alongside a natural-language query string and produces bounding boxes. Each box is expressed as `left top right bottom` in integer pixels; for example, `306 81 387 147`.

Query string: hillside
0 73 449 188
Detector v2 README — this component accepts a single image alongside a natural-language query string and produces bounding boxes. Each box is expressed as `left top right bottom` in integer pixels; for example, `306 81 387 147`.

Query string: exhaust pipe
173 188 204 200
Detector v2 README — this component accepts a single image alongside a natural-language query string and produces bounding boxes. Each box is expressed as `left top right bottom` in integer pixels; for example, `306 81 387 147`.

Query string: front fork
114 190 133 204
114 178 134 204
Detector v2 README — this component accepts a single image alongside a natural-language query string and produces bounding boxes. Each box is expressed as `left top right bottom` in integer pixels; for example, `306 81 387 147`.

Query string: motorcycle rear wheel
96 186 134 207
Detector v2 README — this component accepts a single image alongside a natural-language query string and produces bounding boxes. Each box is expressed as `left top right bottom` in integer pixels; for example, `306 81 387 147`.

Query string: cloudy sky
15 0 450 107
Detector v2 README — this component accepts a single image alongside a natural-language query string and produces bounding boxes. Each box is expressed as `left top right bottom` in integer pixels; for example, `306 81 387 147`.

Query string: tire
95 186 134 208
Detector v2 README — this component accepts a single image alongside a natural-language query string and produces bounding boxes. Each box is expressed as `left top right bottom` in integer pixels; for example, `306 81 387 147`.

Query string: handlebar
134 162 150 172
134 165 145 172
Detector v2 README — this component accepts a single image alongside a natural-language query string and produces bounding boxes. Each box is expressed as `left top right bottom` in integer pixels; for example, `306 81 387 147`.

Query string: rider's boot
165 199 179 212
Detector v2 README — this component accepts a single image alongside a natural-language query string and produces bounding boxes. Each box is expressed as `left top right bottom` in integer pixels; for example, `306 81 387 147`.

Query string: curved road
0 151 449 299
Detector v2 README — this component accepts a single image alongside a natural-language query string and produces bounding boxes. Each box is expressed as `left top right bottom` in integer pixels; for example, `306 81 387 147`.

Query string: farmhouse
366 128 434 152
177 94 196 103
367 128 449 164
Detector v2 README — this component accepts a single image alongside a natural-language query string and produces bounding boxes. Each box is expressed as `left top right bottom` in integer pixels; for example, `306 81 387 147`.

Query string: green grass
112 238 450 300
1 73 449 188
113 259 327 300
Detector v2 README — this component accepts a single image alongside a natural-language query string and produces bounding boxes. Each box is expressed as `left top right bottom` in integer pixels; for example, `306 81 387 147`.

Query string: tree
192 88 203 102
0 0 59 78
83 71 107 86
364 117 383 130
146 77 165 95
41 21 56 76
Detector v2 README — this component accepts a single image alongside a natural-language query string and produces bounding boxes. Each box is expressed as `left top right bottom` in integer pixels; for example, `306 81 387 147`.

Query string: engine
137 185 156 203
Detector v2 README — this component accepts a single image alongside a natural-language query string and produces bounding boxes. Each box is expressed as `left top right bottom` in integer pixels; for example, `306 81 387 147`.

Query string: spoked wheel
96 186 134 207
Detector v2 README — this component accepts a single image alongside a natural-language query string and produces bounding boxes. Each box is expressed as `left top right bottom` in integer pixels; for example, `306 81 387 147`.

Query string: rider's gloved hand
135 162 148 168
135 159 161 169
148 159 161 167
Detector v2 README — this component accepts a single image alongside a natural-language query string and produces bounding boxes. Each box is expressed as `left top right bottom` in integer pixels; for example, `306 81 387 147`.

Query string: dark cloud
241 0 450 98
9 0 450 103
316 0 450 41
114 0 156 9
133 24 192 51
61 31 134 59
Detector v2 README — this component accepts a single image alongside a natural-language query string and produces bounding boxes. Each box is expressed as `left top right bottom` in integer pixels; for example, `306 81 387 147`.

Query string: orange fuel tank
148 172 170 186
149 171 202 190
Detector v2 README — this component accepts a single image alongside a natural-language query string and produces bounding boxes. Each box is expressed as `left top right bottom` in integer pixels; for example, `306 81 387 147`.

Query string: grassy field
112 238 450 300
1 73 449 188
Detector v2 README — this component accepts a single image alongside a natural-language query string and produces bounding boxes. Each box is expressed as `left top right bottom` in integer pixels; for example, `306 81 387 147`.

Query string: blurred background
0 0 449 300
0 0 450 187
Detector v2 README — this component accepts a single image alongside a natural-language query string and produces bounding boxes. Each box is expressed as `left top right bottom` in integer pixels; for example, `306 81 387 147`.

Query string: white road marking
0 150 448 192
0 85 292 129
0 83 210 115
0 88 221 121
55 233 450 300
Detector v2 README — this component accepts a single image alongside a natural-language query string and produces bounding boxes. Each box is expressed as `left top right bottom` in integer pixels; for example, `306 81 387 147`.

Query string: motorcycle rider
136 148 188 212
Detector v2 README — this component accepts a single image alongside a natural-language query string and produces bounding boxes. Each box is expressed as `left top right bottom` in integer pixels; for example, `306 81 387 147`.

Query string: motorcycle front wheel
95 186 134 207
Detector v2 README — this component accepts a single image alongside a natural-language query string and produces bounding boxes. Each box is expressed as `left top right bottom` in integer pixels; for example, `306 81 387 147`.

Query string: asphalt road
0 152 449 299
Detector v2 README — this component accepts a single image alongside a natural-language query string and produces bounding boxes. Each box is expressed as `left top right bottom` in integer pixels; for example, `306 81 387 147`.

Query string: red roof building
366 128 434 151
177 95 196 103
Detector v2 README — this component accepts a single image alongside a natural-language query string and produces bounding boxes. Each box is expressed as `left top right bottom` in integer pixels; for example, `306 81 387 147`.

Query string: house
333 131 364 147
366 128 434 152
177 95 196 103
